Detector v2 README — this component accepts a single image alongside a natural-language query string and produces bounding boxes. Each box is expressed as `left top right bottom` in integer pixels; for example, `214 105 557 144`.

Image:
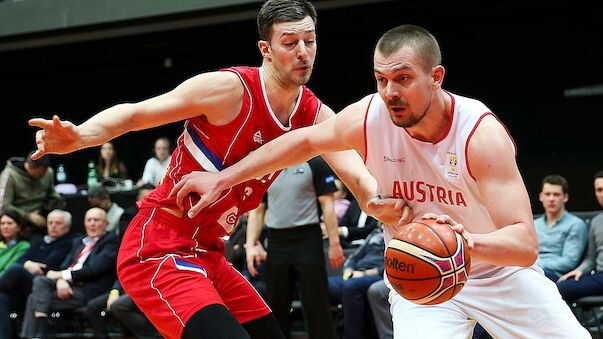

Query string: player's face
266 16 316 86
374 47 434 128
594 178 603 207
539 183 568 214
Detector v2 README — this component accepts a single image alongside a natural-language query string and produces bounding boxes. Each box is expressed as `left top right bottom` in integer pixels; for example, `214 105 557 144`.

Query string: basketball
385 219 471 305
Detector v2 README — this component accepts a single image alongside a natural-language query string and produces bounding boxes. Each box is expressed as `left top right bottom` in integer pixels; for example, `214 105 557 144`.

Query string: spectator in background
366 280 393 339
0 210 30 276
88 186 124 236
535 174 588 281
323 179 377 248
0 209 72 338
0 151 63 239
20 207 118 338
333 179 351 221
138 137 171 187
87 191 159 339
97 142 129 183
335 182 377 248
87 277 159 339
328 224 385 339
118 184 155 237
557 170 603 300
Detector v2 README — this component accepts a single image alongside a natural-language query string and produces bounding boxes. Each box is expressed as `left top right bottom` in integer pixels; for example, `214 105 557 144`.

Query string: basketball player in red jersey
28 1 410 338
173 25 590 338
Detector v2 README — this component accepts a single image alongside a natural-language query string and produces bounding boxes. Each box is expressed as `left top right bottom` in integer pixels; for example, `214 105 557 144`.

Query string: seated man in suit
20 207 119 339
0 209 73 338
324 179 377 248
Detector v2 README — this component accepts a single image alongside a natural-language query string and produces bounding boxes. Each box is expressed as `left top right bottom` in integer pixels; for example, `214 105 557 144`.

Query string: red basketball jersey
141 66 321 241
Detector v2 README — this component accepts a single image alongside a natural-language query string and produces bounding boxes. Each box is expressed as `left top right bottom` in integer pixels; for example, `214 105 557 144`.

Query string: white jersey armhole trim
222 68 254 165
259 67 302 131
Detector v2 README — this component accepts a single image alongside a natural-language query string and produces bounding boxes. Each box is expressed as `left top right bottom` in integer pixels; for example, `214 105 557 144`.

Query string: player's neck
406 90 451 143
261 65 302 124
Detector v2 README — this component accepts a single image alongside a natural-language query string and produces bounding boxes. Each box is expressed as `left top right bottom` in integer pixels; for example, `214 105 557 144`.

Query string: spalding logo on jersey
218 206 239 233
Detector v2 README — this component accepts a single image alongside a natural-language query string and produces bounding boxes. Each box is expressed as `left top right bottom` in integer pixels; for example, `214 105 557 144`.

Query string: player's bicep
131 72 243 129
468 115 533 229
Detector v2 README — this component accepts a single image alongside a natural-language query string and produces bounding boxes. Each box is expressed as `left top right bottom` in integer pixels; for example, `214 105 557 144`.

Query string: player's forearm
216 129 326 190
76 103 138 149
322 151 378 212
471 223 538 267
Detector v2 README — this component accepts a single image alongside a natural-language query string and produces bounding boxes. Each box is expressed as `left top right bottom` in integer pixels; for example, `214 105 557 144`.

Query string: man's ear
258 40 271 60
432 65 445 88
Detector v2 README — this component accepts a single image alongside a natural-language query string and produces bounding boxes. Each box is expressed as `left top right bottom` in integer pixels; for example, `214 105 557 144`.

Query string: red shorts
117 207 271 339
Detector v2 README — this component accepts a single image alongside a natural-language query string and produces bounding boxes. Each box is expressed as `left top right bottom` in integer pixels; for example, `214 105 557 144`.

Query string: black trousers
266 224 334 339
87 292 159 339
0 263 36 338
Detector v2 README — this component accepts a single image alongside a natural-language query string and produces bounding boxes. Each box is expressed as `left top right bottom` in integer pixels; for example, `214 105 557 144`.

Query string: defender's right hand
169 171 224 218
28 115 79 159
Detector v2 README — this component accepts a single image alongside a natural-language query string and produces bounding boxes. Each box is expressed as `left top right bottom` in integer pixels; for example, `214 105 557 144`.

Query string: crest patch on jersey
445 152 459 179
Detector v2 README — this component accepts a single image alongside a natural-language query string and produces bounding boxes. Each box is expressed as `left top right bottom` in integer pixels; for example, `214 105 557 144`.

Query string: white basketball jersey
365 92 516 277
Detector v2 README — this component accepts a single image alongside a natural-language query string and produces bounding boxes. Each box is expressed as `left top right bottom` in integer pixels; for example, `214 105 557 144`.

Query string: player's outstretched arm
170 98 367 217
29 71 243 159
467 115 538 267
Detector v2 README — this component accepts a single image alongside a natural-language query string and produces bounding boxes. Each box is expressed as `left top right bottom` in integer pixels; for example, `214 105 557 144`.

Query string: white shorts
388 266 590 339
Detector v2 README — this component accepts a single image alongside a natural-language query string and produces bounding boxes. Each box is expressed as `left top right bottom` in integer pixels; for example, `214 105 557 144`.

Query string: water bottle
87 160 98 190
56 164 67 184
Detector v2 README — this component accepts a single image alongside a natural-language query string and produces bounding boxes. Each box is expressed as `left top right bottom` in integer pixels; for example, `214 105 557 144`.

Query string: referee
246 156 345 338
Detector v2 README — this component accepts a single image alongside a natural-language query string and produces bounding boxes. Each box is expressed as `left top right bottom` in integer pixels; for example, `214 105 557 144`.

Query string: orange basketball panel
386 275 441 301
385 246 440 279
396 223 449 257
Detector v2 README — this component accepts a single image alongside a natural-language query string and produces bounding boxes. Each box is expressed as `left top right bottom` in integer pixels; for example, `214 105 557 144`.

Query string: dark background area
1 0 602 214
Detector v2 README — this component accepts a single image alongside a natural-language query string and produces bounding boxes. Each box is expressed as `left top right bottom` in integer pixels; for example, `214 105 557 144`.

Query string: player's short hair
25 150 50 168
594 170 603 181
257 0 317 42
541 174 569 194
376 24 442 72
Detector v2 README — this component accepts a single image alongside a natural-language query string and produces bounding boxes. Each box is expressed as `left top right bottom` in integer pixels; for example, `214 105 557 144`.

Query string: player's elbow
518 241 539 267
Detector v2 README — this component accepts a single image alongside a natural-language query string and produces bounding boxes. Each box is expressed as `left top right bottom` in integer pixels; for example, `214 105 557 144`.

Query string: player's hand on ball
366 196 412 227
169 171 224 218
421 213 474 249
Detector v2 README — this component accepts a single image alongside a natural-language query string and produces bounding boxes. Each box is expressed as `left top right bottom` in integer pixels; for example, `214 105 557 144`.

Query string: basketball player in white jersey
172 24 590 338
